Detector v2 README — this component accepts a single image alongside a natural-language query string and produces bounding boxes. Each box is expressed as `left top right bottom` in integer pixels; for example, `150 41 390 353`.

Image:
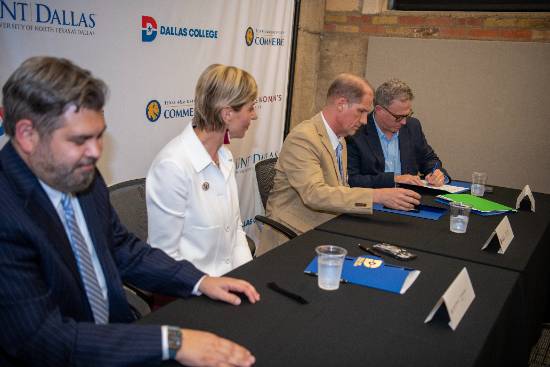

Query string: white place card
516 185 536 212
424 267 475 331
481 216 514 254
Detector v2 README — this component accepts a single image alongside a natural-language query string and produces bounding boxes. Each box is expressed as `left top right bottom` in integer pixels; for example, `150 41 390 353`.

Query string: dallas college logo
145 100 161 122
141 16 157 42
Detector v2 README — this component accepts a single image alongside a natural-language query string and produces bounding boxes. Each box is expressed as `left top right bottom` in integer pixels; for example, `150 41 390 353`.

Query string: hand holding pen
425 162 445 187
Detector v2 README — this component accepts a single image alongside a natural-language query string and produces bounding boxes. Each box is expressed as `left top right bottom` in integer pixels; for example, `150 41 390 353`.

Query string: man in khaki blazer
257 74 420 256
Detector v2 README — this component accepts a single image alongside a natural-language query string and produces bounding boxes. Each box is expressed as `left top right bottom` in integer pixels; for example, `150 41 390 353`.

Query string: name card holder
481 216 514 254
424 267 475 331
516 185 535 212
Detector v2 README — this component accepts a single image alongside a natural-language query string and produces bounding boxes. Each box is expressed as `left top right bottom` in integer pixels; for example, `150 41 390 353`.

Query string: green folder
438 193 516 213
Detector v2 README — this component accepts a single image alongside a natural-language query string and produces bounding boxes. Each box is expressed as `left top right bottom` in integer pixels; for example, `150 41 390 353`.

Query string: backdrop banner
0 0 294 243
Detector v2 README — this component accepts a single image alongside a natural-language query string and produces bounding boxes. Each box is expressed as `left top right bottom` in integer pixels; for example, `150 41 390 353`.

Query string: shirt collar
182 123 232 173
321 112 343 150
373 113 399 142
39 179 66 210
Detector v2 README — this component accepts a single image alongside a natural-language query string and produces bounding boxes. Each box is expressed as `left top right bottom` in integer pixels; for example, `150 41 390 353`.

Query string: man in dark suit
347 78 450 189
0 57 259 367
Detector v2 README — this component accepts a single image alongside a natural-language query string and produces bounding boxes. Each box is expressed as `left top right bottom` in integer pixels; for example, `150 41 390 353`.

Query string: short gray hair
2 56 107 137
375 79 414 107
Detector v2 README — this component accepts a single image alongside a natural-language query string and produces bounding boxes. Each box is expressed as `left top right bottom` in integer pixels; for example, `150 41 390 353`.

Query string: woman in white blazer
146 64 257 276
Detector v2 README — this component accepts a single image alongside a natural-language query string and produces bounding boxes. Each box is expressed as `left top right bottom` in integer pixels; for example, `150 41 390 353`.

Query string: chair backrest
109 178 148 241
255 158 278 210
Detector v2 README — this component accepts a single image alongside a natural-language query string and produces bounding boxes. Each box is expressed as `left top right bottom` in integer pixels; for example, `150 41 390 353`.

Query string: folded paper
305 255 420 294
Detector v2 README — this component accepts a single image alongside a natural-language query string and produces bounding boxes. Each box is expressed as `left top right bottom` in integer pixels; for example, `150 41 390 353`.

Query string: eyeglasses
378 105 413 122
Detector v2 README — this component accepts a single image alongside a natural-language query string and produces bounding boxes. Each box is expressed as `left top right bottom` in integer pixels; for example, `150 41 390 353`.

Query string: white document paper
419 180 469 194
424 267 475 331
481 216 514 254
516 185 536 212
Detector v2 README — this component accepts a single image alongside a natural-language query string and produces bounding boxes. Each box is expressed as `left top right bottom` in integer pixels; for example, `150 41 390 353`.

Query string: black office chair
123 285 151 319
254 158 297 239
109 178 148 242
109 178 154 314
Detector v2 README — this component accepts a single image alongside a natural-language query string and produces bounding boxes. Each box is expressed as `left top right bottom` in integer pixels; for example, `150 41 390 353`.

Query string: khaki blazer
257 113 373 255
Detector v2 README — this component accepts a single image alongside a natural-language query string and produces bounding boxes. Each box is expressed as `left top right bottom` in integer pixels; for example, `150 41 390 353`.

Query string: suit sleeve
0 218 164 366
414 122 451 181
280 129 373 214
347 136 395 188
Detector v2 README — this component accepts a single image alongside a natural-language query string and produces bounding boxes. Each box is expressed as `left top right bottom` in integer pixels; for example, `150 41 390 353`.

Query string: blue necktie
336 142 344 184
61 194 109 324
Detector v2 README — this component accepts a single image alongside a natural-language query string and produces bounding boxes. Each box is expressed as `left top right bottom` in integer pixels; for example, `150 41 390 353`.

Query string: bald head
326 73 373 106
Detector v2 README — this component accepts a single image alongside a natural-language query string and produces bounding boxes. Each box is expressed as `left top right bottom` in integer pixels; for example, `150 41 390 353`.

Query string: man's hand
425 169 445 187
394 174 423 186
199 276 260 305
373 188 421 211
176 329 255 367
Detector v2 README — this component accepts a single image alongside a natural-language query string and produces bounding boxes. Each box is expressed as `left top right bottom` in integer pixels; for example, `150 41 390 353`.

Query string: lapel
312 114 342 183
0 142 83 289
365 113 386 169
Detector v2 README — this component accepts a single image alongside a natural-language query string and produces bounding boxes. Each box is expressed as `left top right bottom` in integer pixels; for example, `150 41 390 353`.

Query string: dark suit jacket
347 112 449 188
0 142 205 366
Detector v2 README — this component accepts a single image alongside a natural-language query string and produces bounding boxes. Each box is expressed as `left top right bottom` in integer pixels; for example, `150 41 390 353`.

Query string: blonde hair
192 64 258 132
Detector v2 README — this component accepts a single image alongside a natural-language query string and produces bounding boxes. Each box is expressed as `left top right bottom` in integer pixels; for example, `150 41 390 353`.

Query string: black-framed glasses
378 105 413 122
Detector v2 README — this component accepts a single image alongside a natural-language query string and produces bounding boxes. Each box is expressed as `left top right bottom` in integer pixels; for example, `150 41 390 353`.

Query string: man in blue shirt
347 79 449 188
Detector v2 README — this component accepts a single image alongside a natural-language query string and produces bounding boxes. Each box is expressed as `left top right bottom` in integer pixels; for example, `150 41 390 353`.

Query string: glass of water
315 245 347 290
471 172 488 196
449 202 472 234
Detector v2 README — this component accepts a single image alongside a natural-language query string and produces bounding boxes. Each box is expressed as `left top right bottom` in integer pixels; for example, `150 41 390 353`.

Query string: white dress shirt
146 123 252 276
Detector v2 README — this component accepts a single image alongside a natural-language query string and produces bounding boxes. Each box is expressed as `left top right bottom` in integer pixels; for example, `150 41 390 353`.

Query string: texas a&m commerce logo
145 98 194 123
244 25 285 47
145 100 161 123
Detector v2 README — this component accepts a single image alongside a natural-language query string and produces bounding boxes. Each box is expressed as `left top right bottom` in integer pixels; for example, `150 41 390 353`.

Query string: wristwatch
167 326 182 360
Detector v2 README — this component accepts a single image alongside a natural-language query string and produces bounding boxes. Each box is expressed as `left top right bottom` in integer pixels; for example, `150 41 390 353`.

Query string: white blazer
146 123 252 276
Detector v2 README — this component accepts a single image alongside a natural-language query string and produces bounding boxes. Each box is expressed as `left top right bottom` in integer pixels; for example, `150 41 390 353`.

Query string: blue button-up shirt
373 115 401 175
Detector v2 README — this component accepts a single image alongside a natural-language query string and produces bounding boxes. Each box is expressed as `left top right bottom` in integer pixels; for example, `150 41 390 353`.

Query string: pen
267 282 309 305
430 161 440 175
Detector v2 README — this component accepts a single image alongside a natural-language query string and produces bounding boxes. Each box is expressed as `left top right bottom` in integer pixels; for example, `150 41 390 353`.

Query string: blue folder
304 256 420 294
373 203 447 220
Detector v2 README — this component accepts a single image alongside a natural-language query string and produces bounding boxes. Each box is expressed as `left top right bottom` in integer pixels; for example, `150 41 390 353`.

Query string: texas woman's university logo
0 107 5 136
245 26 254 46
145 100 161 122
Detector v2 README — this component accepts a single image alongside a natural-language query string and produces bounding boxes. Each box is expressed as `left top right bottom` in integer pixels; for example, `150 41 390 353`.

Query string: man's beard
30 143 97 193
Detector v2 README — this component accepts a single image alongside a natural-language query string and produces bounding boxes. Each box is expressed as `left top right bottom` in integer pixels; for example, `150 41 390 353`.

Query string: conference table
316 184 550 356
139 185 549 366
141 238 524 366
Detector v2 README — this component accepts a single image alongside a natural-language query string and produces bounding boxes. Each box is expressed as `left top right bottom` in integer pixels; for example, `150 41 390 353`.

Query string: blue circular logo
245 27 254 47
146 100 161 122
